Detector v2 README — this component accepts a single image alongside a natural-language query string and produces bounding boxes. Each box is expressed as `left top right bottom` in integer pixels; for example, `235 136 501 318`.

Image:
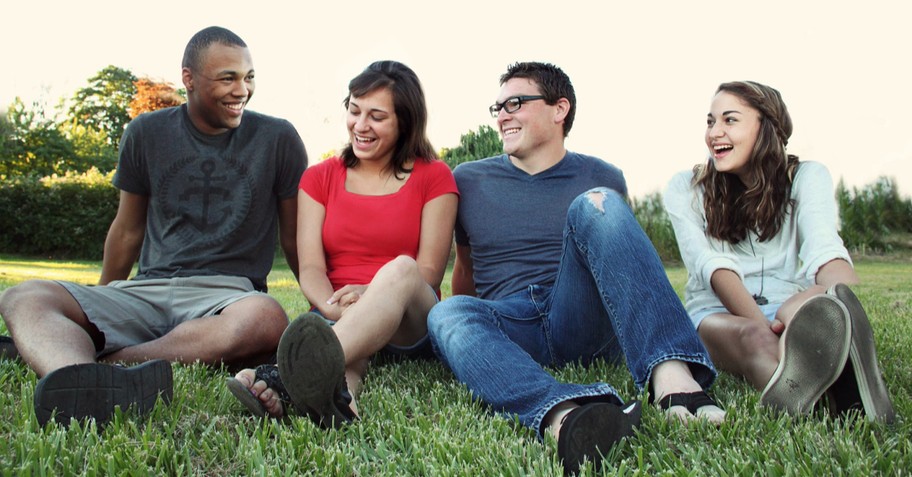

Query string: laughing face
705 91 762 182
495 78 559 160
346 87 400 165
184 43 254 135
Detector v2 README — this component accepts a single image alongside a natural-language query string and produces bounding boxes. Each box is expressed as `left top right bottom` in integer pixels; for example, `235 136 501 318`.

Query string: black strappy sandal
227 362 357 422
226 364 293 418
656 391 720 415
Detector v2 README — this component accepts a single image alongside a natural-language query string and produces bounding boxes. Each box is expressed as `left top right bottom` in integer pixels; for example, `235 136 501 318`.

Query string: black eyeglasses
489 95 546 118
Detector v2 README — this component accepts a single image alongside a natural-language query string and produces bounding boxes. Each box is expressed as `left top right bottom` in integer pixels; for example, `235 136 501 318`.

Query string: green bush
0 168 117 259
630 192 681 264
440 125 503 170
836 176 912 253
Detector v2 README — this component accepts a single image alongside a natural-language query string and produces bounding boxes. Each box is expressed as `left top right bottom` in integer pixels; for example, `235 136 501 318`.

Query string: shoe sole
828 284 896 424
558 401 642 475
760 295 851 416
226 377 267 418
33 360 173 427
277 313 348 428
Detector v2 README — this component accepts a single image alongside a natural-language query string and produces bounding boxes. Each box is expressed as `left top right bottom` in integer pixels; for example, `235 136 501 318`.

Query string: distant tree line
1 65 184 179
2 73 910 260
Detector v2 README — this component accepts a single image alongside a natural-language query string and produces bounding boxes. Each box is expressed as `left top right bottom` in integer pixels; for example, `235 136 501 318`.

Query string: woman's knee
373 255 422 288
776 286 827 325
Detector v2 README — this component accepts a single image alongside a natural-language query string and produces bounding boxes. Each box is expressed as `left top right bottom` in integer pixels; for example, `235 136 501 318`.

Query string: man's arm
99 190 148 285
451 243 476 297
277 194 300 282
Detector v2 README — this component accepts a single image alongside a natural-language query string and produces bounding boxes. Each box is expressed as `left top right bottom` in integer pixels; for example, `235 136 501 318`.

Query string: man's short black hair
182 26 247 71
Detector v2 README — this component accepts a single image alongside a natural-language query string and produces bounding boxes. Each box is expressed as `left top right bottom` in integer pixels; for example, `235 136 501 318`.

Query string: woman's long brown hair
694 81 800 244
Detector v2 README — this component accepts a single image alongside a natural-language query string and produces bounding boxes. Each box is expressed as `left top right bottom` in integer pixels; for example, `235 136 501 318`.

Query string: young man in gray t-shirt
0 26 307 426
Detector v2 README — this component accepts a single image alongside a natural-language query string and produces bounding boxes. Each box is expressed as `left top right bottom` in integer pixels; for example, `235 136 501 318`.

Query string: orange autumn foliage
128 78 185 118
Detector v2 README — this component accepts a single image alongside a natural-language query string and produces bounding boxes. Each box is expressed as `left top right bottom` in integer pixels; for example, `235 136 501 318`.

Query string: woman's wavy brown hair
694 81 800 244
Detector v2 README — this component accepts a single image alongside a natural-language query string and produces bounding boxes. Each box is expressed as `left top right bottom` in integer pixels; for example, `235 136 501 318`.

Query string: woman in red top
229 61 458 425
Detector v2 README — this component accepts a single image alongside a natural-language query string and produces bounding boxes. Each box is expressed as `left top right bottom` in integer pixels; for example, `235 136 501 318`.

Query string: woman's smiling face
706 91 762 182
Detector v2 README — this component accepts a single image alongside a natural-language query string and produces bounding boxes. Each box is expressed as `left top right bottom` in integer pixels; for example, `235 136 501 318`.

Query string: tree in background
67 65 137 147
129 78 186 118
1 97 76 178
0 109 12 172
2 66 159 177
631 192 681 263
440 124 503 170
59 119 118 174
836 177 912 253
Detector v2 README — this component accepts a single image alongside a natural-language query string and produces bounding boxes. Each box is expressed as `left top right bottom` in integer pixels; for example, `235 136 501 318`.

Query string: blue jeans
428 188 716 436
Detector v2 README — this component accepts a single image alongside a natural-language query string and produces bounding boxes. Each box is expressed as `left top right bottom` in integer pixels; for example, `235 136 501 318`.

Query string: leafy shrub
630 192 681 264
0 168 117 259
440 125 503 170
836 176 912 253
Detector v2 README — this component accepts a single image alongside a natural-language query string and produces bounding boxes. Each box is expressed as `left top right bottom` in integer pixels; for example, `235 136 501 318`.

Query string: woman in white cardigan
664 81 894 423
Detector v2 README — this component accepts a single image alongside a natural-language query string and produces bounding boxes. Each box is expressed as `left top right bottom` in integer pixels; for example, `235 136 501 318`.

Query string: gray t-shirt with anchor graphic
114 104 307 291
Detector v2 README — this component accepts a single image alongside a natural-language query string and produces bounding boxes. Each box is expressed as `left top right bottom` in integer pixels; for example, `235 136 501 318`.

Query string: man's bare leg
0 280 100 377
106 295 287 369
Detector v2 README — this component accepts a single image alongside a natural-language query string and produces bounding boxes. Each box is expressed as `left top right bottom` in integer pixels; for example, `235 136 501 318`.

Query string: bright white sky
4 0 911 198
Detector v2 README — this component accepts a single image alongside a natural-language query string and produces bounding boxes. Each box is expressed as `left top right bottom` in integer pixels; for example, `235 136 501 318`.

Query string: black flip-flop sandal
657 391 720 415
226 364 293 418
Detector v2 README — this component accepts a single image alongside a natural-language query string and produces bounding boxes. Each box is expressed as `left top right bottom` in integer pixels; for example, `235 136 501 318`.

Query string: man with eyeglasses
428 62 725 475
0 26 307 427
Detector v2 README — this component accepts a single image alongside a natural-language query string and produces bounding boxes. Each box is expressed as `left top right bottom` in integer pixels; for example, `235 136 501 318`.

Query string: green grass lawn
0 254 909 476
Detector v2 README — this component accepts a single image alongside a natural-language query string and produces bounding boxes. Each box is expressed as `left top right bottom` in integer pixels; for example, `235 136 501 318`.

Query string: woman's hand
327 284 368 309
769 318 785 336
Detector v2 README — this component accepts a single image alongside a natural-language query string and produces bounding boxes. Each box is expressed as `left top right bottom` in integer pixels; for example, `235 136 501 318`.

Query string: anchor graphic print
158 155 253 248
